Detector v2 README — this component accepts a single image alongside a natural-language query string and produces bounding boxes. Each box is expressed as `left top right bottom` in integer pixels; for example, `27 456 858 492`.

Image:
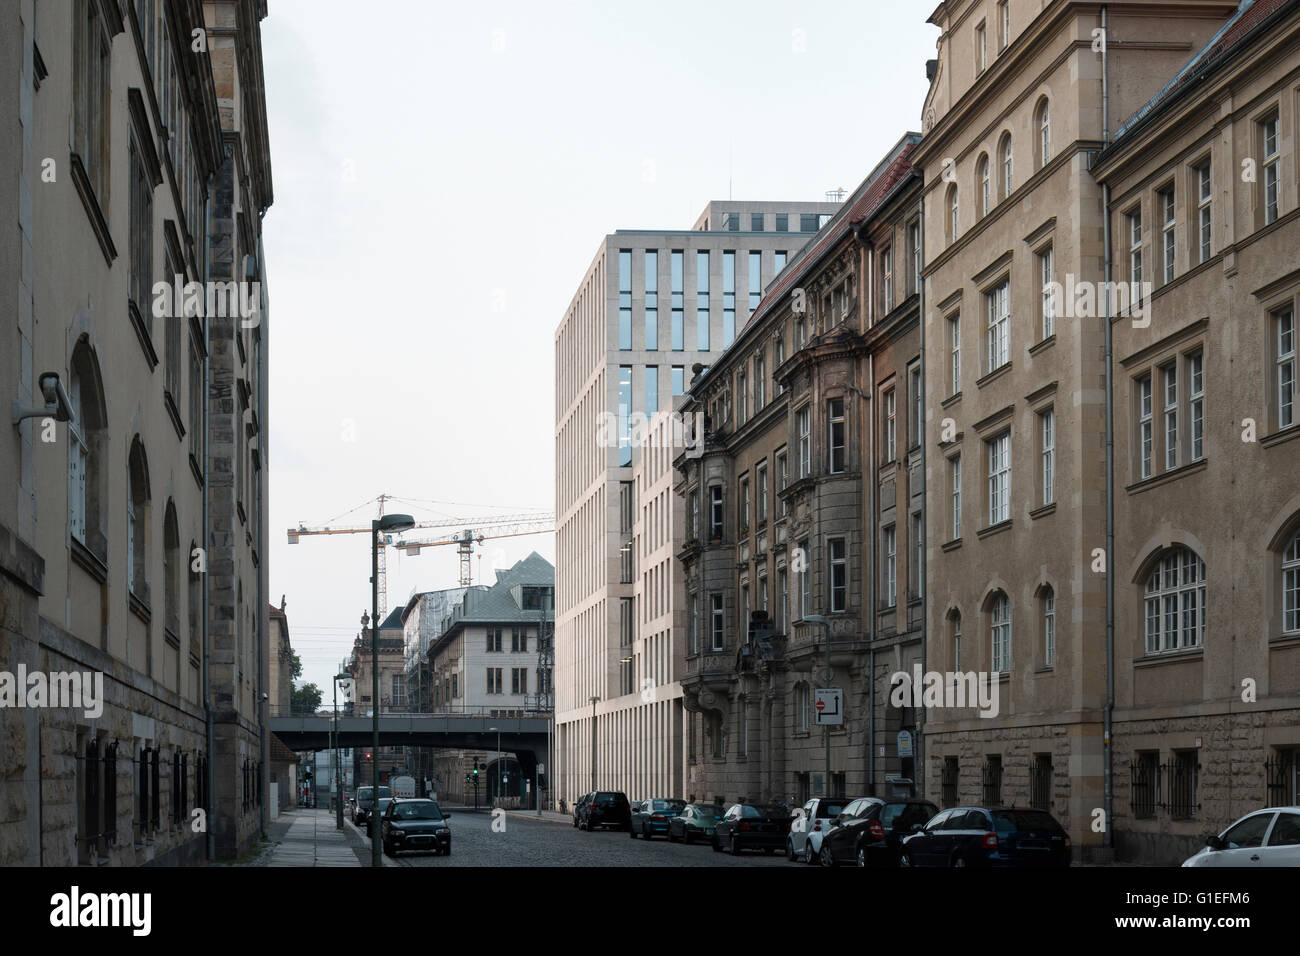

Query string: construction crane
287 494 554 615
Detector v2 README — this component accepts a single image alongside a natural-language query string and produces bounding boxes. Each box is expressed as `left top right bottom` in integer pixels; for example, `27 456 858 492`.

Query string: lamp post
333 672 350 829
589 695 599 792
371 512 414 867
804 614 832 796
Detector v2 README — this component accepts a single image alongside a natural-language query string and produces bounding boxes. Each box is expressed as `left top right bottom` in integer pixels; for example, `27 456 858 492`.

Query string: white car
1182 807 1300 866
787 796 865 864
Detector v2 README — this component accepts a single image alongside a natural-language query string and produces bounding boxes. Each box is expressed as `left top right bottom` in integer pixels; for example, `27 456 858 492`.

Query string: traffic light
472 767 479 779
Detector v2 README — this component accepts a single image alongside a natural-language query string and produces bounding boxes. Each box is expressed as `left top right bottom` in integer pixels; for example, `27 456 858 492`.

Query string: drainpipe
852 222 877 795
203 170 215 862
1101 5 1115 854
915 191 927 801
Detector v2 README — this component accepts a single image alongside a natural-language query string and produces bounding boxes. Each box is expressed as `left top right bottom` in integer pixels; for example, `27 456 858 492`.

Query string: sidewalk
251 807 368 866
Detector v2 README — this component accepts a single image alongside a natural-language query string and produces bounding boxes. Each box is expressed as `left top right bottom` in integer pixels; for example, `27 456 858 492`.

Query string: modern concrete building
0 0 272 864
553 200 841 808
675 138 925 807
915 0 1298 862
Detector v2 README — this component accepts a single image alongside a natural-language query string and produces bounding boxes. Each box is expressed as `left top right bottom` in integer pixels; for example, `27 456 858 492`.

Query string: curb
502 810 571 825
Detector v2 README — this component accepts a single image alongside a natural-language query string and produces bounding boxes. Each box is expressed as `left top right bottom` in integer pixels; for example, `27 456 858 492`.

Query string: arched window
1283 530 1300 633
163 501 180 640
978 154 991 217
1143 547 1205 653
947 184 960 244
68 339 108 561
999 133 1014 199
1036 98 1052 167
1040 585 1056 667
989 592 1011 672
127 437 151 602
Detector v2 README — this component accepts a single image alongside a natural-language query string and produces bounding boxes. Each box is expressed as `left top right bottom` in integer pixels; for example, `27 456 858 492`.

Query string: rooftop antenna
826 186 847 203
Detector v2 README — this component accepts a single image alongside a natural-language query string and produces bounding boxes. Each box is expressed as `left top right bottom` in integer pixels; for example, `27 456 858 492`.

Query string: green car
667 804 722 844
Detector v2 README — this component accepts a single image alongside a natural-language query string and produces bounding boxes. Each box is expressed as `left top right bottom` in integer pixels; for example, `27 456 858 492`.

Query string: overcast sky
261 1 937 694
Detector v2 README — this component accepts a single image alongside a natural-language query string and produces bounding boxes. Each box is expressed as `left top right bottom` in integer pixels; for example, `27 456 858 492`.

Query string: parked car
899 806 1071 868
818 799 938 867
381 799 451 857
352 785 391 826
572 792 592 828
668 804 722 844
713 804 792 855
630 798 687 840
576 791 632 831
1182 807 1300 866
785 796 856 864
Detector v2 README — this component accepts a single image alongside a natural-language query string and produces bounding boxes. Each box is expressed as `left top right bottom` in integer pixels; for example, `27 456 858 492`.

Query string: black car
576 791 631 831
630 798 687 840
572 793 592 828
381 799 451 857
712 804 792 855
352 785 391 826
900 806 1071 868
818 799 938 867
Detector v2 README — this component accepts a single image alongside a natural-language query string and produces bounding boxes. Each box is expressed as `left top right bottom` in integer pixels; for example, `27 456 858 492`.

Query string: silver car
1182 807 1300 866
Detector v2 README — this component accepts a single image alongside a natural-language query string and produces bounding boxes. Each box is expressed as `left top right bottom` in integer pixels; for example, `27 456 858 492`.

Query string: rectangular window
775 250 788 271
986 281 1010 372
908 219 922 297
696 251 710 350
756 463 768 523
689 593 699 654
976 22 987 73
797 407 811 478
1044 594 1056 667
618 365 633 467
949 316 962 395
751 213 764 231
1189 352 1204 462
737 371 747 423
755 355 766 408
1128 209 1143 285
710 485 723 538
644 250 658 350
619 250 632 350
749 251 762 315
487 668 502 695
671 365 685 397
950 454 962 540
710 593 724 651
884 389 896 462
776 214 789 232
1139 374 1153 479
829 538 847 612
884 525 897 608
645 366 658 415
1163 363 1178 471
778 568 788 631
74 0 112 203
1160 187 1176 283
1263 115 1280 225
879 247 893 317
799 538 810 618
777 452 788 517
800 213 819 232
511 667 527 695
998 0 1009 49
1039 245 1054 339
988 431 1010 525
828 398 846 473
671 251 684 350
1279 309 1295 429
723 251 736 348
188 332 202 460
1196 162 1212 264
908 366 921 449
1040 407 1055 506
912 512 923 599
739 477 751 534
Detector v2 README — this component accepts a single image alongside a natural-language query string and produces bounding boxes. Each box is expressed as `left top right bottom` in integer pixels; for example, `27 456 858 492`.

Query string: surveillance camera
261 692 269 700
38 373 74 423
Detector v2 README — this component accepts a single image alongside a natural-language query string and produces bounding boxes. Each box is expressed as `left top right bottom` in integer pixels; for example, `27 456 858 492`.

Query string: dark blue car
630 798 687 840
899 807 1071 868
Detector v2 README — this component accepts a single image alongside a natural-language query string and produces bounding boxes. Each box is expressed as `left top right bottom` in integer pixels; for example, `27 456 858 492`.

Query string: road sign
897 730 913 758
813 688 843 726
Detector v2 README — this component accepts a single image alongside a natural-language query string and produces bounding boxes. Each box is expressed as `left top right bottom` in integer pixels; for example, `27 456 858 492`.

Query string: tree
289 647 303 681
291 682 322 715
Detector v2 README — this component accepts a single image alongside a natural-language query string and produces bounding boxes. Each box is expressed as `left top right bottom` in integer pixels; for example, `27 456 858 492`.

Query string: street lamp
589 695 599 792
371 512 414 867
332 672 350 829
804 614 833 797
489 726 500 805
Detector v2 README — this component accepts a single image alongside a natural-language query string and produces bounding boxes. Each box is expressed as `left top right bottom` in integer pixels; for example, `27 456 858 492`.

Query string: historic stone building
1090 0 1300 864
915 0 1297 861
675 136 925 807
0 0 272 865
552 200 840 808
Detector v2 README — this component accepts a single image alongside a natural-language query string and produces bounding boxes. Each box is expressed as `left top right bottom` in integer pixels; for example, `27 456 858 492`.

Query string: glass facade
697 250 710 350
644 250 658 350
